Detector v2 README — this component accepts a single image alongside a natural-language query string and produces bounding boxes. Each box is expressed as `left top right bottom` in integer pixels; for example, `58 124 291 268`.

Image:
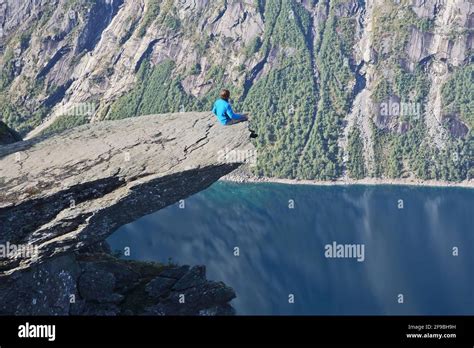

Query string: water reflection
108 183 474 315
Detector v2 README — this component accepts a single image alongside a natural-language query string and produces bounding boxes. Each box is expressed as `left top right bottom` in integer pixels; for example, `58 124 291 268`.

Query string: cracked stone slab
0 112 254 275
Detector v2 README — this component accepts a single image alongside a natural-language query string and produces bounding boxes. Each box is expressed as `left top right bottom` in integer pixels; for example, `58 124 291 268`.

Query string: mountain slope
0 0 472 181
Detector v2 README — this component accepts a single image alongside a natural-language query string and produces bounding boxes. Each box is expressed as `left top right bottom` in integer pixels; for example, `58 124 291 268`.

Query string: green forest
1 0 472 181
106 0 360 180
102 0 474 181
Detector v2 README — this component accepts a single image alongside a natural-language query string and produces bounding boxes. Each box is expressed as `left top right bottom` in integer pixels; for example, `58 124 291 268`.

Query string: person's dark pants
224 115 247 125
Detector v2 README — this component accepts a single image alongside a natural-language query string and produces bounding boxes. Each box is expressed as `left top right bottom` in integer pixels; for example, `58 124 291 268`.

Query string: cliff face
0 111 255 275
0 0 472 181
0 111 253 315
0 251 237 316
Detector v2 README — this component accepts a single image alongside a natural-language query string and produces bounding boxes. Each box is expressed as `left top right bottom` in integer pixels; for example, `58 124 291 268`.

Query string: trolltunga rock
0 112 254 275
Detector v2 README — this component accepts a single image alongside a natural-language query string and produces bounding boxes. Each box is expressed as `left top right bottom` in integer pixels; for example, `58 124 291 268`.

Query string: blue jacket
212 98 242 125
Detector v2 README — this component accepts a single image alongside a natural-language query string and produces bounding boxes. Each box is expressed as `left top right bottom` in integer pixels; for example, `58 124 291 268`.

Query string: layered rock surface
1 0 472 181
0 250 236 316
0 111 254 276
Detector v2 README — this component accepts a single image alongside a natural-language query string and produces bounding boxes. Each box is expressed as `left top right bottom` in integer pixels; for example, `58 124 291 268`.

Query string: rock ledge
0 112 254 275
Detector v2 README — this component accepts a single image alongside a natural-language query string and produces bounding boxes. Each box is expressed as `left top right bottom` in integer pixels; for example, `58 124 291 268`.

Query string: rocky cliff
0 0 472 179
0 111 254 315
0 111 254 273
0 250 237 316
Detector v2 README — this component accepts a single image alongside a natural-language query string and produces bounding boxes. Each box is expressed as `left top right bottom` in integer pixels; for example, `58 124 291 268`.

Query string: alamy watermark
56 102 97 119
324 241 365 262
378 100 421 120
18 322 55 342
217 147 258 167
0 242 39 259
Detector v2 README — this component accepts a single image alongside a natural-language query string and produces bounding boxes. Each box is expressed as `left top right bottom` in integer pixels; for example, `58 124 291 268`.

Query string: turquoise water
107 182 474 315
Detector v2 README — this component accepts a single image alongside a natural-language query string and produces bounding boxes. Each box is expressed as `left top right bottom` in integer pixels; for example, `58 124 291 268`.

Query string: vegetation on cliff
0 0 471 181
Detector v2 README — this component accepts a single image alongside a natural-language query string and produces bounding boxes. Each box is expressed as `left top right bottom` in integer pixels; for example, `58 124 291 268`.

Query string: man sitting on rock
212 89 248 125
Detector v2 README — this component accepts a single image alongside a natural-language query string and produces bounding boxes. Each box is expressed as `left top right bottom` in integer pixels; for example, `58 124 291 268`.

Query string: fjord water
107 182 474 315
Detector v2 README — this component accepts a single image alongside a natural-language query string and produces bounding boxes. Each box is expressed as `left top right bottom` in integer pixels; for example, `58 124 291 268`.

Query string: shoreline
221 171 474 189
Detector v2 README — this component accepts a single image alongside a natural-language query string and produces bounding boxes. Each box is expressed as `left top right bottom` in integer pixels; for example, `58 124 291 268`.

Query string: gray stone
159 266 190 280
145 276 176 299
69 299 86 315
0 112 254 276
0 255 79 315
0 251 237 316
199 304 236 316
172 265 207 291
142 304 166 316
78 259 141 293
81 302 121 316
162 280 236 315
78 269 116 302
